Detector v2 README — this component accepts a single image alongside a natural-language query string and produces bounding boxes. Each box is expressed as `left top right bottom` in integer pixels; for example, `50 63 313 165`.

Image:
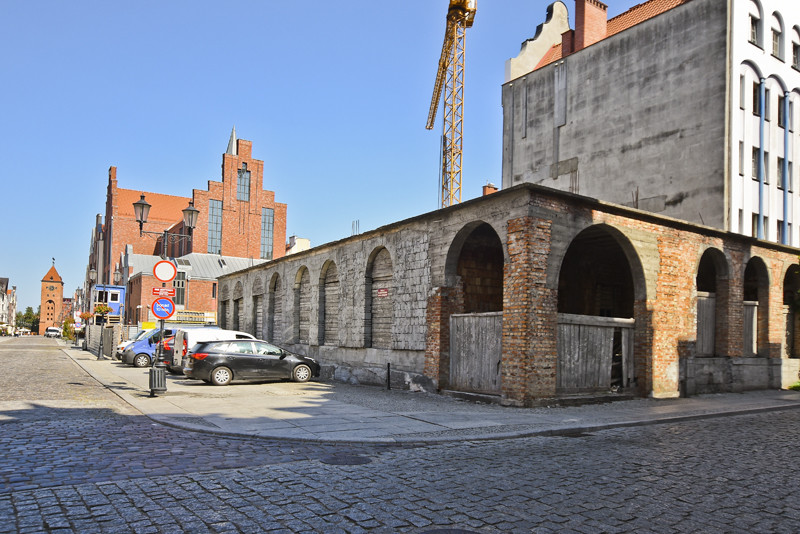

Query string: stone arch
251 276 265 338
232 281 244 331
293 266 311 344
443 222 504 313
365 247 394 349
435 221 505 394
268 272 282 344
743 256 770 357
554 224 648 395
319 260 339 345
782 264 800 358
695 247 731 357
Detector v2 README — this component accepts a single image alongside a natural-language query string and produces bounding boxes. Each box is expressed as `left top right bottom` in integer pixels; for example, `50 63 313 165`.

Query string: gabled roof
126 253 267 281
41 266 63 283
116 188 190 223
535 0 692 70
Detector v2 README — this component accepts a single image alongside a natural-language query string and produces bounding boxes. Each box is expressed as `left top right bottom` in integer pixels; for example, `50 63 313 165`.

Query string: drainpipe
783 91 790 245
757 78 765 240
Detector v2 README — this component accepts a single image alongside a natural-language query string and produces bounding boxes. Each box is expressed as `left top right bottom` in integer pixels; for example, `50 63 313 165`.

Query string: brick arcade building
218 183 800 405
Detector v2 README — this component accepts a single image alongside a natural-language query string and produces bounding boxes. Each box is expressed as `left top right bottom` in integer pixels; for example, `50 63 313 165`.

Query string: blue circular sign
152 297 175 319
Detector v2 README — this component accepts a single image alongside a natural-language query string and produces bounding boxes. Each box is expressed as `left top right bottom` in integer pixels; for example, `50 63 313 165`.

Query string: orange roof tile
535 0 692 70
116 188 190 224
42 265 62 283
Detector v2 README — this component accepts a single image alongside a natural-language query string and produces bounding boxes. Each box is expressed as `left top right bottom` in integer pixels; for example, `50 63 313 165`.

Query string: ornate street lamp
134 194 199 258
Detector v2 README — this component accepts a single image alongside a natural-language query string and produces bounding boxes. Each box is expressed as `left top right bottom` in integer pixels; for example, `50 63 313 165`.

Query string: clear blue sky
0 0 639 313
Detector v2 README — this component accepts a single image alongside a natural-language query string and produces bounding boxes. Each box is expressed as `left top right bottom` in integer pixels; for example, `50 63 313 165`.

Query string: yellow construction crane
426 0 477 208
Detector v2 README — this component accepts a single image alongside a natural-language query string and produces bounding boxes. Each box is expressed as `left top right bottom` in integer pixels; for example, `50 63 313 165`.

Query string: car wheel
292 364 312 383
210 366 232 386
133 354 150 368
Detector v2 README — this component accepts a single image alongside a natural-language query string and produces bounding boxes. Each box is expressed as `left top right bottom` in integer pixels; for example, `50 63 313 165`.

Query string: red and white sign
152 297 176 320
152 288 176 297
153 260 177 283
377 288 389 298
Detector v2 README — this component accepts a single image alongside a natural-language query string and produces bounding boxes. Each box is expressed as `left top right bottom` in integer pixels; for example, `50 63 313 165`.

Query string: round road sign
153 260 177 283
151 297 175 320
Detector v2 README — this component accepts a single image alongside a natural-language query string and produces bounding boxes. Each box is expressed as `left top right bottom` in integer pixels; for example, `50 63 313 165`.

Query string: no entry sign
151 297 175 320
153 260 177 283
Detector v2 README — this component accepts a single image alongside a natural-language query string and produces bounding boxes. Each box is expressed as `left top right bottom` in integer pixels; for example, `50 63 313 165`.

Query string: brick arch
744 256 771 357
550 223 652 396
233 281 243 301
444 220 508 287
444 222 504 313
783 264 800 358
551 223 650 304
694 247 732 358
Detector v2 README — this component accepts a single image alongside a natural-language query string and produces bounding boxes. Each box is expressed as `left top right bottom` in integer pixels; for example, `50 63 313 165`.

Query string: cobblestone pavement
2 337 800 533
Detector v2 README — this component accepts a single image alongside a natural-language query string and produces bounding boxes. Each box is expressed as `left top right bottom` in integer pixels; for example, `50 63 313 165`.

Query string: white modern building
502 0 800 245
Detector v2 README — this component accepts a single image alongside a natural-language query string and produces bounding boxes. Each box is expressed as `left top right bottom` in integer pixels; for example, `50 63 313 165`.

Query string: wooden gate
450 312 502 395
557 313 635 393
696 291 715 356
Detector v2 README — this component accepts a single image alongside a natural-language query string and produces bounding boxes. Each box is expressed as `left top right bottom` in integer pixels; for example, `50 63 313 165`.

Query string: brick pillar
425 285 463 390
502 216 556 404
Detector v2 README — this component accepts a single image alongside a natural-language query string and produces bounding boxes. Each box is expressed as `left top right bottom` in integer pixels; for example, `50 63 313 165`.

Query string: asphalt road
2 336 799 533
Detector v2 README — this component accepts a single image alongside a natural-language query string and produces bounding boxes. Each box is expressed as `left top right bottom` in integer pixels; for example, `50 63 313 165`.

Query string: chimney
575 0 608 51
561 29 575 57
482 183 499 196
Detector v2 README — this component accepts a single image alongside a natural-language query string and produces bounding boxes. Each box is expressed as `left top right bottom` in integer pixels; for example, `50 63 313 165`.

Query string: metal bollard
149 363 167 397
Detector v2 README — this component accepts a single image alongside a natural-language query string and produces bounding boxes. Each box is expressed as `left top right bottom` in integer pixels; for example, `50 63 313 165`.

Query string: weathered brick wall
219 184 800 401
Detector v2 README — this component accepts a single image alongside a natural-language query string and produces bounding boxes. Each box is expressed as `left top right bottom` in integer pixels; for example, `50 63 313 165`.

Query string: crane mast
427 0 476 208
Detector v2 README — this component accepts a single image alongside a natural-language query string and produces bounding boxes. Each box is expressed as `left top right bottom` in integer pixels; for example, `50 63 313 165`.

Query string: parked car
115 329 154 360
164 328 255 375
44 327 62 338
184 339 320 386
122 328 180 367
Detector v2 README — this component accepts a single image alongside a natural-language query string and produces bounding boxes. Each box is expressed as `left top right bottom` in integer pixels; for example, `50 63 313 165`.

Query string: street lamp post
133 194 200 258
88 268 105 361
133 194 200 397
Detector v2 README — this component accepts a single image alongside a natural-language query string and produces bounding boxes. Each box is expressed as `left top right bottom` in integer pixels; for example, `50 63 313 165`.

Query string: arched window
792 26 800 69
771 13 784 60
748 0 763 48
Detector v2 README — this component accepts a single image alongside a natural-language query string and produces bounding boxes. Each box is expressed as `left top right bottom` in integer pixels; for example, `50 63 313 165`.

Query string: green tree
16 307 39 331
62 316 75 341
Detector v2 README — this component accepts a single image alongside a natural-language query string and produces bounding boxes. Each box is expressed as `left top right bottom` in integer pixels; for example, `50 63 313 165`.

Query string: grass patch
789 382 800 391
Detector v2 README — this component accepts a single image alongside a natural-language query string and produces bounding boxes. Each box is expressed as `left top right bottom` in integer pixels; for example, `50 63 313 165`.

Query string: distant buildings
0 278 16 334
502 0 800 244
86 130 290 325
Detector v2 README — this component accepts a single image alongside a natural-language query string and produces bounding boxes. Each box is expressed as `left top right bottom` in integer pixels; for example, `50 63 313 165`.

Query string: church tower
39 261 64 335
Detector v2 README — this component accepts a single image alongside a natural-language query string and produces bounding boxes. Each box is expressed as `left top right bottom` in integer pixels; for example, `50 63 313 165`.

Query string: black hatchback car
184 339 320 386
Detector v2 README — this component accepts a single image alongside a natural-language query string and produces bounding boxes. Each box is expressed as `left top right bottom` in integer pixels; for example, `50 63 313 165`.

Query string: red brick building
39 264 64 335
94 130 287 286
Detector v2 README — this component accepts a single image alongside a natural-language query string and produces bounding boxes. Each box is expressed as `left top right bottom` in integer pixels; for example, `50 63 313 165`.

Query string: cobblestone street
2 337 800 533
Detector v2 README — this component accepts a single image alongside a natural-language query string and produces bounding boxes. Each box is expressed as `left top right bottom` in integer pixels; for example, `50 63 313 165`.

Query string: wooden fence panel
450 313 502 395
696 292 716 356
557 314 635 393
